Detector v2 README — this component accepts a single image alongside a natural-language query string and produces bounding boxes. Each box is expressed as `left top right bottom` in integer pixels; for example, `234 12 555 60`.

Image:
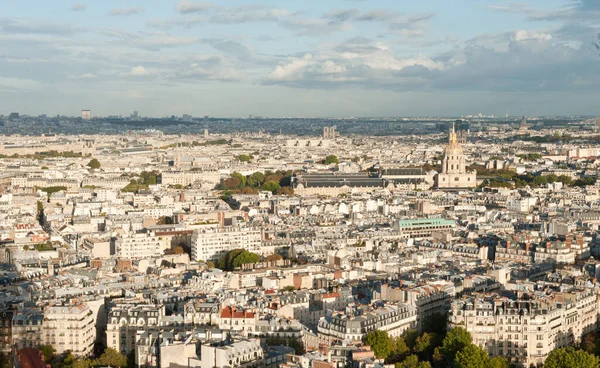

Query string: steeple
449 122 458 144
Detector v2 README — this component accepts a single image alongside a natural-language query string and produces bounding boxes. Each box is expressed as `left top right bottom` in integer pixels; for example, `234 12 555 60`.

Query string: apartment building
107 304 164 355
449 289 599 367
191 227 262 262
11 310 43 350
317 303 417 345
43 302 96 356
114 231 165 259
184 300 220 327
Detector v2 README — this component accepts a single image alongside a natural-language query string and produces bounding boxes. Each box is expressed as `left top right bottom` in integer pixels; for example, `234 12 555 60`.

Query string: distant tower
596 117 600 129
82 139 95 156
323 127 330 139
204 129 209 139
81 110 91 120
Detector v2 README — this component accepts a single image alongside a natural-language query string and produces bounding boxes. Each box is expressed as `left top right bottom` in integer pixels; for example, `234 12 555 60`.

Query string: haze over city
1 0 600 117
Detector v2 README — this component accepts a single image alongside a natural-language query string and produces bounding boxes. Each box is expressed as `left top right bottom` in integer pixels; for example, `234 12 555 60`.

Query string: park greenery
323 154 339 165
0 150 88 160
468 164 596 189
217 170 294 195
161 139 230 149
237 154 253 162
362 318 509 368
544 347 599 368
121 171 159 192
39 345 131 368
86 158 101 169
516 153 543 161
216 249 261 270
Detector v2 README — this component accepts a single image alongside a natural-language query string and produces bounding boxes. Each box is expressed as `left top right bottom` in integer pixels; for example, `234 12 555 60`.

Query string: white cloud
512 30 552 41
176 0 214 14
68 73 97 79
109 7 144 16
123 66 153 77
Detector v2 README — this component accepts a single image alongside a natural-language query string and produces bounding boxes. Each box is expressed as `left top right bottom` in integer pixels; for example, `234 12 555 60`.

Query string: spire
449 122 457 144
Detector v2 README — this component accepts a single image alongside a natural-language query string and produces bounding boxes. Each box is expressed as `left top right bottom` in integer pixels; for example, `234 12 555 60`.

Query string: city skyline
1 0 599 117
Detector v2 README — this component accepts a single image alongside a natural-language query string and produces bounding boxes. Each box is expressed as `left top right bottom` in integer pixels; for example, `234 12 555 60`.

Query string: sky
0 0 599 118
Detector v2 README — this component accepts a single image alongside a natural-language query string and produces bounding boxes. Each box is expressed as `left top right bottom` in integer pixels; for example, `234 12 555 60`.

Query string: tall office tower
81 110 91 120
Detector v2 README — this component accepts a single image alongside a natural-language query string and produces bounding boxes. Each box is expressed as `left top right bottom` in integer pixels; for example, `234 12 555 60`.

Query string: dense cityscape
3 0 600 367
0 112 600 368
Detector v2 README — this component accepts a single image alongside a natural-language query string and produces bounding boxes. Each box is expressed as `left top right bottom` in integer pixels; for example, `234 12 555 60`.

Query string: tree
395 355 431 368
581 332 600 356
232 250 260 268
265 337 305 355
262 180 281 194
206 261 215 269
217 249 260 270
165 245 184 255
248 172 266 187
266 254 283 262
413 332 435 359
423 313 447 335
278 186 294 195
544 347 599 368
92 347 127 368
238 154 252 162
325 154 339 165
0 353 13 368
222 177 241 190
440 327 472 363
281 285 297 292
364 330 393 359
387 337 410 363
454 344 489 368
87 158 101 169
231 172 247 187
488 356 509 368
39 345 55 364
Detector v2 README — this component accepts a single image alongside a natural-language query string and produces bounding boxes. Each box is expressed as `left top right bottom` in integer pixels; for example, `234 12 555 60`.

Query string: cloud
512 30 552 41
280 18 353 37
122 66 153 77
176 0 213 14
204 39 254 59
0 18 83 35
210 7 291 24
109 7 144 16
69 73 97 79
71 4 86 12
0 76 43 91
263 37 445 87
261 31 600 94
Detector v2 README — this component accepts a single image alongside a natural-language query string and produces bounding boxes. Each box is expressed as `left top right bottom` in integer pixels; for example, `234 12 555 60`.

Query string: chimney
506 241 511 250
566 236 572 249
526 242 530 252
546 242 551 251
